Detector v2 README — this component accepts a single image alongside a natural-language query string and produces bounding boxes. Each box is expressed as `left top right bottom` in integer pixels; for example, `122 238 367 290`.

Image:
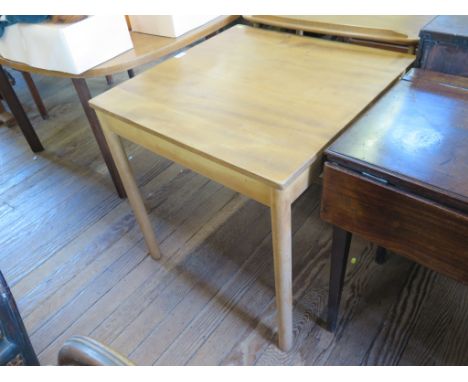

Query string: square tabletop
326 69 468 212
90 25 414 189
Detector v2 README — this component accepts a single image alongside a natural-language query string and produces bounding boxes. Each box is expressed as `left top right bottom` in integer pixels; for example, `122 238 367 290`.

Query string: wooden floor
1 64 467 366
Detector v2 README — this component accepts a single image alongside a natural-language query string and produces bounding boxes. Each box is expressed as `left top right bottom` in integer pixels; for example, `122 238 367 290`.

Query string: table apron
98 111 305 207
320 162 468 284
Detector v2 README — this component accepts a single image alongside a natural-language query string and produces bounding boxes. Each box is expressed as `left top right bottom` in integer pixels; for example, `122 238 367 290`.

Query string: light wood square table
90 25 414 351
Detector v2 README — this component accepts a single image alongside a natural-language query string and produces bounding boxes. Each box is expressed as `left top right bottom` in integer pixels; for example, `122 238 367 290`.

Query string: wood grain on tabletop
90 25 415 189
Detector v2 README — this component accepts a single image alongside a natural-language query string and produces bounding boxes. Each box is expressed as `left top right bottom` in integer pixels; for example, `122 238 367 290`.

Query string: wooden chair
57 336 134 366
0 270 133 366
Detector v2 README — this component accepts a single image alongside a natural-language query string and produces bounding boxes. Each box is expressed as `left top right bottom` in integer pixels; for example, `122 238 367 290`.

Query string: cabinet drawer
320 162 468 283
418 40 468 76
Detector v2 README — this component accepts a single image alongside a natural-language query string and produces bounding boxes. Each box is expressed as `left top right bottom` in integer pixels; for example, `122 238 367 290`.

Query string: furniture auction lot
0 15 466 365
90 24 414 351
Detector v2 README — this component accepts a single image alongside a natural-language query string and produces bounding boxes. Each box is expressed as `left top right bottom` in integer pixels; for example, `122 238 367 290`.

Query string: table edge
0 15 240 79
325 150 468 214
91 103 318 191
243 15 433 45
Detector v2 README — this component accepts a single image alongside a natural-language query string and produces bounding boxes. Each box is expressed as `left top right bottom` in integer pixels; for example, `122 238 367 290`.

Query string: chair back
0 271 39 365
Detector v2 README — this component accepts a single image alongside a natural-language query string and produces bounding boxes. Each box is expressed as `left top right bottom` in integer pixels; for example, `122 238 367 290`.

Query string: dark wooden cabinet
417 15 468 76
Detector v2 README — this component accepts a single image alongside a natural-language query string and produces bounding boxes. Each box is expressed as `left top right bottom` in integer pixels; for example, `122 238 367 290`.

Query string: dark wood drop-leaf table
320 69 468 331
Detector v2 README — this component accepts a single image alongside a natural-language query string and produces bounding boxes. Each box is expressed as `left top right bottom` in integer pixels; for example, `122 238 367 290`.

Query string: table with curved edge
244 15 435 53
90 25 414 351
0 15 239 197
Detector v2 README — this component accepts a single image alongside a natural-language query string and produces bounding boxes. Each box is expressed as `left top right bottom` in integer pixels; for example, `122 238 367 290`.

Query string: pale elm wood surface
91 25 415 189
244 15 435 46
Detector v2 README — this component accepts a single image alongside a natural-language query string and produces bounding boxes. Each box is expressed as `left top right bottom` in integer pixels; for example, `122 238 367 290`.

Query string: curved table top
0 15 239 79
244 15 435 46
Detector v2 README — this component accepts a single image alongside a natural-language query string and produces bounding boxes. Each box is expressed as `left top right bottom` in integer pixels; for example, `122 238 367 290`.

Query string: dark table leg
127 69 135 79
105 75 113 86
71 78 126 198
375 246 388 264
327 226 352 332
0 65 44 152
21 71 49 120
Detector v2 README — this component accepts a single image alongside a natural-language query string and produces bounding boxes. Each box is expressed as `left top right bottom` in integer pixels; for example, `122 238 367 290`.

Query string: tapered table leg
100 124 161 260
21 71 48 120
71 78 126 198
327 227 352 332
270 189 293 351
0 65 43 152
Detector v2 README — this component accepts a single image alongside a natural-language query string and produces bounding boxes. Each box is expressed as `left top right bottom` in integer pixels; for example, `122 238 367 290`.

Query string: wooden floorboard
0 66 467 365
397 273 468 365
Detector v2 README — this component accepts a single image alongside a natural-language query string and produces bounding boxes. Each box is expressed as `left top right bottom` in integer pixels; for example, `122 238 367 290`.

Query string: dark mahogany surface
326 69 468 212
420 15 468 40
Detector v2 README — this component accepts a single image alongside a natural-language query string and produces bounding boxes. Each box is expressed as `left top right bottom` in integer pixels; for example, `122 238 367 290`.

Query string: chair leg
0 65 43 152
327 226 352 332
21 71 48 120
105 75 113 85
71 77 126 198
127 69 135 78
